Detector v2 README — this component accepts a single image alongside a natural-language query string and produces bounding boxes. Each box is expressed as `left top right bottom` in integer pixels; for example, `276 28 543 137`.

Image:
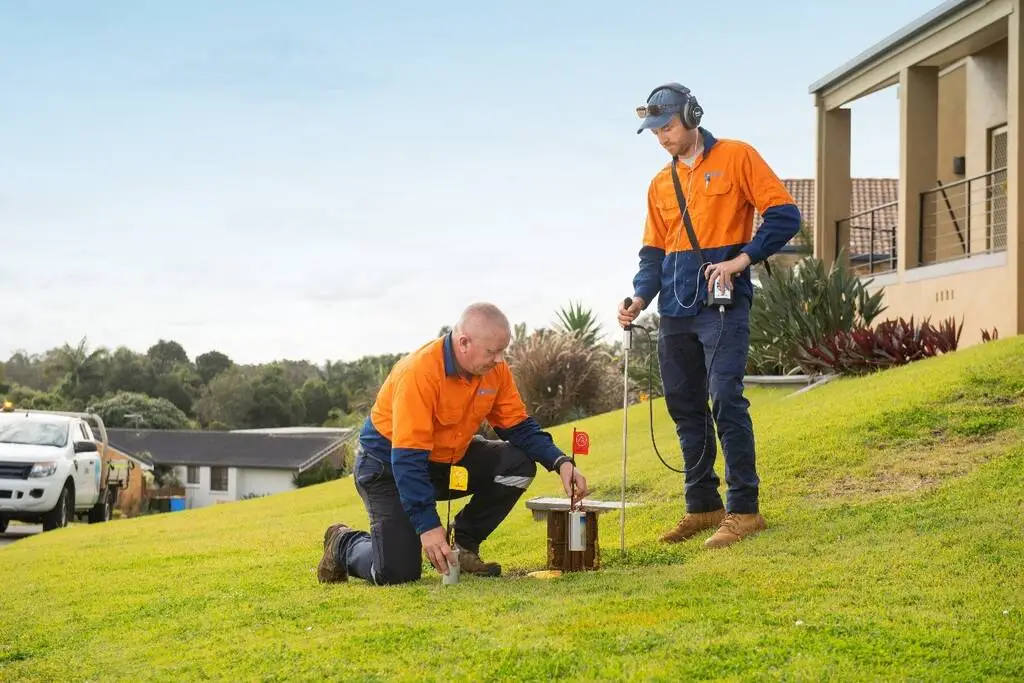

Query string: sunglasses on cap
635 102 681 118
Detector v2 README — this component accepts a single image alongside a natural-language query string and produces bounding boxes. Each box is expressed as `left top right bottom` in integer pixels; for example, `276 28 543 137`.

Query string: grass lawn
2 339 1023 681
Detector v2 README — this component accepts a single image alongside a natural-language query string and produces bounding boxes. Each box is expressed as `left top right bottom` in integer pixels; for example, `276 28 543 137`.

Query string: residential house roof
105 446 155 470
754 178 898 257
230 426 354 437
106 428 352 472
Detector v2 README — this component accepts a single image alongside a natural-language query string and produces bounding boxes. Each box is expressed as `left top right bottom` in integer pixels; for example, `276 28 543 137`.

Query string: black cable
446 461 453 545
625 305 726 477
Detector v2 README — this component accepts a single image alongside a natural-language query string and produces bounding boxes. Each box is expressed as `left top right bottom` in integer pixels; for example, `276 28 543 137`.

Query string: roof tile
754 178 898 255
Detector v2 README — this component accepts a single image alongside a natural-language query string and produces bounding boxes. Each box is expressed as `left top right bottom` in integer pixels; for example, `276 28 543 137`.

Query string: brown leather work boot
317 523 352 583
456 545 502 577
659 509 726 543
704 512 767 549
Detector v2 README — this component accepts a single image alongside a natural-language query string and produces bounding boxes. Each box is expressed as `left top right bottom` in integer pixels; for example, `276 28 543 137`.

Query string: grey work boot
317 523 352 584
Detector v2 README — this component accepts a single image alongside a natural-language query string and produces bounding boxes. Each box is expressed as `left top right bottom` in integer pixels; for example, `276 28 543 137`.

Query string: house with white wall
809 0 1022 346
107 428 353 509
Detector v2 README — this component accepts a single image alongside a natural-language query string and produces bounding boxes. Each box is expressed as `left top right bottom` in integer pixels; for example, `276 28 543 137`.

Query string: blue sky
1 0 943 364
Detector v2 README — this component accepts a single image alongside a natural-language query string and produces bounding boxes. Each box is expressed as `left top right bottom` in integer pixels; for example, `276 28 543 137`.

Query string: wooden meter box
525 497 626 572
547 509 600 571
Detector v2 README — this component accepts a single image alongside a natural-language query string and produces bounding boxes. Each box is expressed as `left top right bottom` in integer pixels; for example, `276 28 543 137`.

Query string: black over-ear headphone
646 83 704 130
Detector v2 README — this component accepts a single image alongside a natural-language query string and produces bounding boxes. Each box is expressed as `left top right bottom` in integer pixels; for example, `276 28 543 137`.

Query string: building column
898 65 939 271
814 102 851 268
1009 0 1024 334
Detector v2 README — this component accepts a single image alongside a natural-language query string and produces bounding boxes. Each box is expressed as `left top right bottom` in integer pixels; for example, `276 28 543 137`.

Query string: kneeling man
317 302 590 585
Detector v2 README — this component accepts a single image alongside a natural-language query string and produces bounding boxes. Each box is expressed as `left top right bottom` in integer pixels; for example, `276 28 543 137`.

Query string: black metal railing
835 200 899 275
918 168 1007 266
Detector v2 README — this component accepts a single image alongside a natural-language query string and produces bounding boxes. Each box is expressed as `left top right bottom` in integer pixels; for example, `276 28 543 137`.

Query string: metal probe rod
620 297 632 554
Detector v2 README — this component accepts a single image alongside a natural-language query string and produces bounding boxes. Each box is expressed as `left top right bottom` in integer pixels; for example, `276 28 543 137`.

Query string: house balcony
834 165 1008 278
836 201 899 276
810 0 1023 345
919 166 1008 265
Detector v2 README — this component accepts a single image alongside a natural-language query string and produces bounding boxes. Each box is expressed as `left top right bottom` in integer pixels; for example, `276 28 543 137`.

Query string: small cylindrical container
442 546 461 585
568 510 586 552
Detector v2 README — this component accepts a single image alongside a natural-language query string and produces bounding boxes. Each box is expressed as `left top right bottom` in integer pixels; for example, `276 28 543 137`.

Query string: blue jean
658 294 759 514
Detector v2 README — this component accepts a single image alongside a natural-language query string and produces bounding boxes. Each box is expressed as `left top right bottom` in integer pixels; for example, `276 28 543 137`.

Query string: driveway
0 524 42 548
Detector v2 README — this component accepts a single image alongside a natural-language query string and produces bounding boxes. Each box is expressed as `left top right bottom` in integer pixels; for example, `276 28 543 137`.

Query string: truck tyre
88 488 114 524
42 483 73 531
0 518 8 534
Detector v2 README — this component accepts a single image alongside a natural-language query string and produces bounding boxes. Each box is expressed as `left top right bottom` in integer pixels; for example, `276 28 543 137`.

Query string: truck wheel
42 484 73 531
0 518 8 534
88 488 114 524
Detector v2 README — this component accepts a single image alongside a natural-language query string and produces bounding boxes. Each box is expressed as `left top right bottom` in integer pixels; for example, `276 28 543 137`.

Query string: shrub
86 391 192 429
506 330 620 428
747 250 888 375
797 316 963 376
293 459 343 488
624 311 663 402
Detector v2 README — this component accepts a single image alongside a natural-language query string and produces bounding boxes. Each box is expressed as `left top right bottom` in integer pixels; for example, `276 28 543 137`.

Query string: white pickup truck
0 403 129 534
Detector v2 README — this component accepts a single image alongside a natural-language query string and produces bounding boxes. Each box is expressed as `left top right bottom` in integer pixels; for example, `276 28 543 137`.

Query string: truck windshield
0 421 69 447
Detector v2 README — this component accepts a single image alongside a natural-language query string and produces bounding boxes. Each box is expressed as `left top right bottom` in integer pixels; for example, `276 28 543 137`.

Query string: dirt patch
809 432 1011 503
823 470 942 498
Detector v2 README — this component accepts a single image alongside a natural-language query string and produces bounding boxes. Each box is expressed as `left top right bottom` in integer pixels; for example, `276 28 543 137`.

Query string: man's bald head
451 302 512 376
454 302 510 337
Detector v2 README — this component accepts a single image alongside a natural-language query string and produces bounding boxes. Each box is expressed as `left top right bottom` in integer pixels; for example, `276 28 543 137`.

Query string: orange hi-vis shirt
632 128 801 317
358 333 566 534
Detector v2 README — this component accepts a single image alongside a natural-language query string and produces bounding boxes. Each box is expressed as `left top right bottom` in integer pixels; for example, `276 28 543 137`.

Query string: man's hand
617 296 645 328
420 526 456 576
704 254 752 292
558 461 589 506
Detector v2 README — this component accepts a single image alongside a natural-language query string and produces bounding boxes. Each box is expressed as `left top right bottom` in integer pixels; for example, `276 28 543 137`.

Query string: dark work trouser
336 436 537 585
658 294 759 514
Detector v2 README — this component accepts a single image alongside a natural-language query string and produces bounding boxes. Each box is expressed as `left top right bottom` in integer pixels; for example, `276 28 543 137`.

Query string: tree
245 364 305 428
194 366 256 429
87 392 192 429
45 338 109 405
146 339 190 372
298 378 333 426
195 351 233 385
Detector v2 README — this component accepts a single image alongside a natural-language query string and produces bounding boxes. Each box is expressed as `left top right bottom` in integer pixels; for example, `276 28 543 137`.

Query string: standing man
317 302 590 585
618 82 800 549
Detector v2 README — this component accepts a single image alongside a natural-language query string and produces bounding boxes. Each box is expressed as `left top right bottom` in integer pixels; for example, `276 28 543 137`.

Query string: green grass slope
2 339 1023 682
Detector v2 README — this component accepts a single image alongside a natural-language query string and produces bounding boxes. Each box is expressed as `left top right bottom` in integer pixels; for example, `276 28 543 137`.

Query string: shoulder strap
671 158 774 279
669 160 705 266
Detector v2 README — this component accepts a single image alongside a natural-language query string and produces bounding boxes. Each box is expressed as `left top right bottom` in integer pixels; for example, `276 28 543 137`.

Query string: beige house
810 0 1022 346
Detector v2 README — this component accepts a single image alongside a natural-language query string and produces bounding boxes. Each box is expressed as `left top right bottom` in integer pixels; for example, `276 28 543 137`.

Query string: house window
186 466 199 485
210 466 229 492
987 124 1008 252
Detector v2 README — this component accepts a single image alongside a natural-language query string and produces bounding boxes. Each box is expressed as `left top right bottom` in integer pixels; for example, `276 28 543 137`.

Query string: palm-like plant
554 300 603 347
747 249 887 375
44 337 109 402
